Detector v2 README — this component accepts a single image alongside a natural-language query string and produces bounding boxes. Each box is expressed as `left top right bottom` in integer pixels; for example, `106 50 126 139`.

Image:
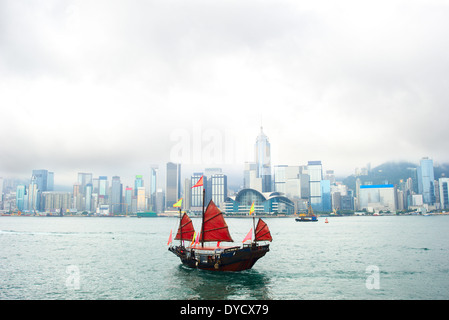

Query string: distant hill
343 161 449 191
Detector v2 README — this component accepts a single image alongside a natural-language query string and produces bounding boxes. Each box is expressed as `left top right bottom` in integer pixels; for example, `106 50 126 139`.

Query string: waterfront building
98 176 108 197
183 178 191 211
134 175 144 196
125 187 133 213
166 162 181 208
72 183 82 211
85 183 93 213
359 184 397 213
243 162 258 190
16 184 26 211
255 127 272 192
224 188 295 215
190 172 207 212
110 176 123 214
321 180 331 212
32 169 49 192
439 177 449 209
308 161 323 211
137 186 146 212
42 192 71 213
47 172 54 191
28 175 40 212
149 165 158 211
417 157 435 204
78 172 93 195
210 173 227 208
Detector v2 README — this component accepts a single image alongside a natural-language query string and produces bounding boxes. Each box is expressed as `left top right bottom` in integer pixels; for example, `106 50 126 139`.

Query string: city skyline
1 1 449 187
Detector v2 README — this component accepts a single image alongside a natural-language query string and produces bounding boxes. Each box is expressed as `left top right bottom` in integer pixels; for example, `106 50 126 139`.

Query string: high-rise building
191 172 206 211
98 176 108 197
308 161 323 211
110 176 122 214
255 127 272 192
183 178 191 211
417 157 435 204
134 175 144 196
210 173 227 208
32 169 48 192
85 183 93 213
125 187 133 214
149 165 158 210
137 187 146 212
28 175 40 212
47 172 54 191
439 177 449 209
16 185 26 211
359 184 397 212
78 172 93 195
321 180 331 212
166 162 181 208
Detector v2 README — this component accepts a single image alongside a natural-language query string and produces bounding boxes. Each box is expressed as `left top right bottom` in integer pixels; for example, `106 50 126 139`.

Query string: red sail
175 213 195 241
255 218 272 242
201 200 234 242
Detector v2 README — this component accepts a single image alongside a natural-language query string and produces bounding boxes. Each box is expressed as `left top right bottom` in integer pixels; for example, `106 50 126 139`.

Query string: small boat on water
168 176 272 272
295 204 318 222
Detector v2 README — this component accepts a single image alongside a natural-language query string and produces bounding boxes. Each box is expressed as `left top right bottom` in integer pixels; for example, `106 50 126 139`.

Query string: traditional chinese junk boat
168 177 272 272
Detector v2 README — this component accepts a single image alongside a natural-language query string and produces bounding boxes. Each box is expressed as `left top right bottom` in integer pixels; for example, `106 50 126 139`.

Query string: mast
201 188 205 248
253 215 256 245
179 206 182 246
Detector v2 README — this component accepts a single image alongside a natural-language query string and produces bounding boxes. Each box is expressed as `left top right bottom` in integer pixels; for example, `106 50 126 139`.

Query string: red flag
167 229 173 245
242 228 252 243
191 176 204 188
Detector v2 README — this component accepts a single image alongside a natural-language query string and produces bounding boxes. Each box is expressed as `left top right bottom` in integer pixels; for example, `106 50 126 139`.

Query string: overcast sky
1 0 449 187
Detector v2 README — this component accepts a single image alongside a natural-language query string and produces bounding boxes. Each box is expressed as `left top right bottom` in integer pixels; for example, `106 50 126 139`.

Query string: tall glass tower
255 127 272 192
111 176 123 214
308 161 323 211
166 162 181 208
417 157 435 204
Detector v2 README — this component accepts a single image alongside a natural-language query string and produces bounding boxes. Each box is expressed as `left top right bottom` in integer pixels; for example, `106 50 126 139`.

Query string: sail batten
175 213 195 241
200 200 234 243
255 218 272 242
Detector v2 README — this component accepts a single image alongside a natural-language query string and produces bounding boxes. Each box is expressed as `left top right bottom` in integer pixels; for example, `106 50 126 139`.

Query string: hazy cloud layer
1 0 449 186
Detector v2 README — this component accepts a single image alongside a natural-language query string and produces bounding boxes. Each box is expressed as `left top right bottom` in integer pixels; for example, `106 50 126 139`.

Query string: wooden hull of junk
169 243 270 271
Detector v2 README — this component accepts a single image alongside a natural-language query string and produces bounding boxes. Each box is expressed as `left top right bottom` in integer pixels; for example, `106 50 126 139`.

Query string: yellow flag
249 202 255 215
190 231 197 246
173 198 183 207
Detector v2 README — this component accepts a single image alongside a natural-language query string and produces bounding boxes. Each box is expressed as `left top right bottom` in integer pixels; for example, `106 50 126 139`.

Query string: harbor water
1 215 448 300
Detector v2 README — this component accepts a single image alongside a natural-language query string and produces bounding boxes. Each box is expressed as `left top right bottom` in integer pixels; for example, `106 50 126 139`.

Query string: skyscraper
210 173 227 207
166 162 181 208
255 127 272 192
137 187 146 212
28 175 40 212
111 176 122 214
78 172 93 195
134 175 144 196
149 165 159 211
16 185 26 211
32 169 49 192
191 172 206 211
439 177 449 209
417 157 435 204
308 161 323 211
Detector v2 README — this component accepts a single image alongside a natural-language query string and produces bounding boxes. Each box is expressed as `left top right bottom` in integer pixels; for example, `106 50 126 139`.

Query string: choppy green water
1 215 448 300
